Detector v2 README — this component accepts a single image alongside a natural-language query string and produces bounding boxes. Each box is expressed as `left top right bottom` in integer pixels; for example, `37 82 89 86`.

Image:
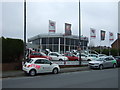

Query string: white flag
109 32 114 41
49 20 56 33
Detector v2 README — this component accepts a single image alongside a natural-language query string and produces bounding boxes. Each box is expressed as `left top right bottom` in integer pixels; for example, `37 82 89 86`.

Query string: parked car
97 54 107 57
114 56 120 67
28 51 52 60
88 56 117 70
48 52 68 61
64 53 79 61
78 53 98 61
23 58 60 76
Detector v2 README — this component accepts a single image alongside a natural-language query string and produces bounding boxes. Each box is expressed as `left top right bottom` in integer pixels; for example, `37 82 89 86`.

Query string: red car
28 51 52 60
64 53 78 61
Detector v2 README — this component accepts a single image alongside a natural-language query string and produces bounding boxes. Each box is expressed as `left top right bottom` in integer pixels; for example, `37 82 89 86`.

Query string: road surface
2 68 118 88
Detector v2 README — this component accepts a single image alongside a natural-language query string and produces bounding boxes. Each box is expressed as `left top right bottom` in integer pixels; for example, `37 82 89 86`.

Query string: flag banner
101 30 106 40
109 32 114 41
90 28 96 39
49 20 56 33
118 33 120 40
65 23 72 35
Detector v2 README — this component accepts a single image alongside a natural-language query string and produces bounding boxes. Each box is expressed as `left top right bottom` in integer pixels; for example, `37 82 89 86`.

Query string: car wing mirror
103 60 106 62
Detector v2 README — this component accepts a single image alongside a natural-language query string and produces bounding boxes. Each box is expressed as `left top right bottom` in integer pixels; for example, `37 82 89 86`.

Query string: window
49 53 58 56
26 59 33 63
42 38 46 44
44 60 51 64
109 57 114 61
71 39 74 45
60 38 64 44
81 54 87 57
34 59 51 64
31 53 41 56
54 38 59 44
34 59 44 64
105 58 109 61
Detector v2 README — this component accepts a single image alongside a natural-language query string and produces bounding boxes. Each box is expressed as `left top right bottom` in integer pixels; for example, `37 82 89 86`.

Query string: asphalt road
2 68 118 88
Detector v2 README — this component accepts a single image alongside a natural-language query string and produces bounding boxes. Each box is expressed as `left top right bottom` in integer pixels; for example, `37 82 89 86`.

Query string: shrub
2 37 24 63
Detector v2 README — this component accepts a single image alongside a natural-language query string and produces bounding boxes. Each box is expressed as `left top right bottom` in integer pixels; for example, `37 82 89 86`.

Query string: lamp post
24 0 26 61
79 0 81 65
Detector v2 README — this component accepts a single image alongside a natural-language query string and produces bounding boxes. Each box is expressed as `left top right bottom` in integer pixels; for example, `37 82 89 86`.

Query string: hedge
2 37 24 63
94 48 120 56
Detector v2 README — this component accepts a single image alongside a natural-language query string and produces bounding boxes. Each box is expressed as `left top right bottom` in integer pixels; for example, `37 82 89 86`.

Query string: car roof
99 56 113 58
49 52 58 53
30 58 49 60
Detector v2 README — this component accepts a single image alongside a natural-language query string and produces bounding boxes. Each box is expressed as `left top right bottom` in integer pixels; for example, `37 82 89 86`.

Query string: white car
88 56 117 69
23 58 60 76
48 52 68 61
97 54 107 57
78 53 98 61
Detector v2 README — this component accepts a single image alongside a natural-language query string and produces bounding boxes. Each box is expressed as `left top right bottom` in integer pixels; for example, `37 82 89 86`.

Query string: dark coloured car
114 56 120 67
64 53 78 61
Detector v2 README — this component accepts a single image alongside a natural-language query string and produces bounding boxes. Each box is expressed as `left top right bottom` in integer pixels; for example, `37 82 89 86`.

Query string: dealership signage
52 61 88 65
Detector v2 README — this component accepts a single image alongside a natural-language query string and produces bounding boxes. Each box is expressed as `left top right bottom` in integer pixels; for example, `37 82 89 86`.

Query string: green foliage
94 48 120 56
2 37 24 63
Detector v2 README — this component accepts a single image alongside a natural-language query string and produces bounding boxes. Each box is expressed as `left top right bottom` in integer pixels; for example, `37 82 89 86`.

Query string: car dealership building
28 33 89 53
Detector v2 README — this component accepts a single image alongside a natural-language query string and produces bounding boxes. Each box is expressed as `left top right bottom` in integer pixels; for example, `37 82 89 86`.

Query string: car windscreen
40 52 47 56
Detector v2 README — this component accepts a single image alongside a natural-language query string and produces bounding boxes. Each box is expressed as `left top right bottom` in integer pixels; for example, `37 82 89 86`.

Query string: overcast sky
1 0 119 46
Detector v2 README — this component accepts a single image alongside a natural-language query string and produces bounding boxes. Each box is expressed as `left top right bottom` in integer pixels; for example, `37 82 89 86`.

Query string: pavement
1 66 90 78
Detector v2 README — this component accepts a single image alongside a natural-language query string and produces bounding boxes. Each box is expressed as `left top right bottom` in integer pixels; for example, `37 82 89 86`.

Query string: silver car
88 56 117 70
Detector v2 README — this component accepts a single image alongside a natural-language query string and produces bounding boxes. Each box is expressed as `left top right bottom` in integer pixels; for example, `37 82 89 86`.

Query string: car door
108 57 115 67
49 53 58 60
104 57 113 68
81 54 87 60
43 59 53 72
34 59 45 73
103 58 110 68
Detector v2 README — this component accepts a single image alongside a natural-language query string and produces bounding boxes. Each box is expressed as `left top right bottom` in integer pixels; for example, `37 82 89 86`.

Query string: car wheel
75 59 78 61
99 65 103 70
113 64 117 68
59 59 63 61
29 69 36 76
87 59 91 61
52 68 58 74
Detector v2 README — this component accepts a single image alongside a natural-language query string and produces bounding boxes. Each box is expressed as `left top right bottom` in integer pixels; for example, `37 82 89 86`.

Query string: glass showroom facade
28 33 88 53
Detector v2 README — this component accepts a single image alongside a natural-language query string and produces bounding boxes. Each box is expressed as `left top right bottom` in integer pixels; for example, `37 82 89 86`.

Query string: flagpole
24 0 26 62
117 39 119 56
117 33 120 56
109 32 110 55
79 0 81 65
100 30 101 54
100 39 101 54
90 33 91 54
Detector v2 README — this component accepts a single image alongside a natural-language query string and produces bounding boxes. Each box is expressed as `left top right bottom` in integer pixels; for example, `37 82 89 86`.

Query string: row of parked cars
26 50 103 61
26 50 120 66
23 49 120 76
